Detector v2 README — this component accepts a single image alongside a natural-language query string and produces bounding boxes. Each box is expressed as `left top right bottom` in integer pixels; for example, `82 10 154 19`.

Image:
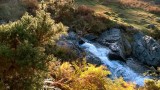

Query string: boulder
132 32 160 66
126 58 150 74
54 31 85 59
78 39 85 45
98 28 132 60
83 34 97 41
56 40 84 58
67 31 79 40
98 28 121 43
108 51 124 61
86 53 102 66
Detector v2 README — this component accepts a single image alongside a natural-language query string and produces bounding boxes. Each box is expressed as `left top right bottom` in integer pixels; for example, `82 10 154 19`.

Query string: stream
80 42 148 86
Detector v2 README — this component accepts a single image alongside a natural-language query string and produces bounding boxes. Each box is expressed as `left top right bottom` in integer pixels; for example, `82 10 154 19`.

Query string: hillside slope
76 0 160 39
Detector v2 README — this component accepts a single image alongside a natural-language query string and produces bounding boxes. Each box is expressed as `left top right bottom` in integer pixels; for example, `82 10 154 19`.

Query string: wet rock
98 28 131 60
126 58 150 74
123 38 132 57
108 43 119 52
83 34 97 41
67 31 79 40
133 32 160 66
158 39 160 44
86 53 102 66
56 40 84 58
78 39 85 45
108 52 124 61
55 31 84 59
98 28 121 43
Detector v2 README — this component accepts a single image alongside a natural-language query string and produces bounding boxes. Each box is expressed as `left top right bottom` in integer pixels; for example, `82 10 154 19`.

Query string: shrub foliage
0 10 67 89
46 61 135 90
47 0 116 35
0 1 160 90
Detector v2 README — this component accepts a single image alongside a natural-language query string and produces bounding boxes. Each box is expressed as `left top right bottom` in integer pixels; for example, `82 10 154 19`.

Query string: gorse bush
0 10 67 89
47 61 135 90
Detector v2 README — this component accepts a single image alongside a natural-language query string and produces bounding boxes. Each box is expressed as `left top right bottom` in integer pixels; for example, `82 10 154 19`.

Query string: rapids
81 42 148 86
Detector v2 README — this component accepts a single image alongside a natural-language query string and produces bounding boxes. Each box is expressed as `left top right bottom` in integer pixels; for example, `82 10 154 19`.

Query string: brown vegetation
120 0 160 14
47 1 116 35
105 0 160 15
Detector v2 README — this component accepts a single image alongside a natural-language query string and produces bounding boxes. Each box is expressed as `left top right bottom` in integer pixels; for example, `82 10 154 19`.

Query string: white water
81 42 147 86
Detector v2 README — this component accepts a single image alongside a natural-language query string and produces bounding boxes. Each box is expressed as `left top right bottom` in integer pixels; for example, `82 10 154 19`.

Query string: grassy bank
75 0 160 39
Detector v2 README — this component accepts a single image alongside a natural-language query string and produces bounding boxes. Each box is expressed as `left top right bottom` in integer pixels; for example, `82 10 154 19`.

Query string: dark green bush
0 10 67 89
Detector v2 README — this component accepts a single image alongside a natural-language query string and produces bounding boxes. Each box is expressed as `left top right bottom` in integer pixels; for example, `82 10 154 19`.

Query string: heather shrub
116 0 160 15
47 1 116 35
0 10 67 89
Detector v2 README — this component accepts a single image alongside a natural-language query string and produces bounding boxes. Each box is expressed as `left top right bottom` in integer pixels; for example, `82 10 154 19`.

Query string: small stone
147 24 156 29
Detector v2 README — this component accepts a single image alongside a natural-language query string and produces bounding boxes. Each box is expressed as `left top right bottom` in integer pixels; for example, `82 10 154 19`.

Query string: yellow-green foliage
48 61 135 90
0 10 67 89
139 80 160 90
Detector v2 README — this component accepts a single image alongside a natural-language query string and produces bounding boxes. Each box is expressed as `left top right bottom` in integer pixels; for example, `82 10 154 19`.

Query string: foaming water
81 42 147 86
